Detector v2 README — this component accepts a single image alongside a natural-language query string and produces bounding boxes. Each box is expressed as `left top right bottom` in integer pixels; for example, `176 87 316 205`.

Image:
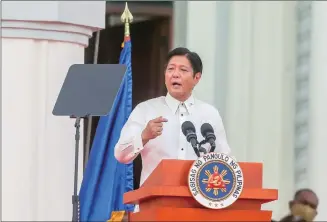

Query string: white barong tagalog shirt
114 93 231 186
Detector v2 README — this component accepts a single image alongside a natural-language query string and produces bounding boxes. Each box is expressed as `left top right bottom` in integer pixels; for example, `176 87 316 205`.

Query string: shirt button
181 148 184 150
181 114 183 116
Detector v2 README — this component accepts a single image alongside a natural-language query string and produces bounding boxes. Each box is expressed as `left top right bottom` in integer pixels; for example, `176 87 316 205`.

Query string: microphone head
201 123 214 137
181 121 196 136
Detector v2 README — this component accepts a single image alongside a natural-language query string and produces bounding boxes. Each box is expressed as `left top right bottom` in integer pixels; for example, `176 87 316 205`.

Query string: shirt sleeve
213 109 231 155
114 104 147 164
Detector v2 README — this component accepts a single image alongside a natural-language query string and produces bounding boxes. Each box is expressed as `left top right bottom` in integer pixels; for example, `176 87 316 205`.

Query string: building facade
2 1 326 221
174 1 327 220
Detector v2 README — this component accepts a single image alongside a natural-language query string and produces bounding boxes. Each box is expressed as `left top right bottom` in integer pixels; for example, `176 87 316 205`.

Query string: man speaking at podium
114 47 231 187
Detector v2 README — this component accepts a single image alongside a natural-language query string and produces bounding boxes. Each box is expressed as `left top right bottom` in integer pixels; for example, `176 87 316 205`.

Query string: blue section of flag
79 39 134 221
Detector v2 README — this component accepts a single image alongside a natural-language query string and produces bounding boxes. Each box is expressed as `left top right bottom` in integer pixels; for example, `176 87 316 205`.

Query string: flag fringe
107 211 125 222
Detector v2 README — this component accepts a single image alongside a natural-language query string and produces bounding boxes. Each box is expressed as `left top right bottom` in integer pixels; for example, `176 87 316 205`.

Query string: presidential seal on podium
188 153 244 209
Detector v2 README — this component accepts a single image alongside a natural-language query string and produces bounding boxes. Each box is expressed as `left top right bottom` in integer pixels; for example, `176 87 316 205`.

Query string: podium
124 159 278 221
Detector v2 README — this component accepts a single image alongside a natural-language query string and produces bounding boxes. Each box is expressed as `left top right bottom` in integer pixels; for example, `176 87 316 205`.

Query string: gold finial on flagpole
121 2 133 37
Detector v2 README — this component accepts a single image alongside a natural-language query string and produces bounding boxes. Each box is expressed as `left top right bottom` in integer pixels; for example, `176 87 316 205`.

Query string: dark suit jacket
279 215 306 222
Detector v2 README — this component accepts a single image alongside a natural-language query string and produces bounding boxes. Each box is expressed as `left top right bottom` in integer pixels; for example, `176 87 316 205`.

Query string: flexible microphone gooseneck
181 121 200 157
200 123 216 153
197 140 207 154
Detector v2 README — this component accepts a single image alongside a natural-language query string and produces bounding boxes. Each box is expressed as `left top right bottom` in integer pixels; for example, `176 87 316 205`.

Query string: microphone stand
198 140 207 154
185 132 200 157
209 143 216 153
200 137 216 153
192 144 200 157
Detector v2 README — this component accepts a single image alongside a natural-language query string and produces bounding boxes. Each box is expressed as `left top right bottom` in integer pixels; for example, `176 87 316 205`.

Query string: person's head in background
280 188 319 222
164 47 202 102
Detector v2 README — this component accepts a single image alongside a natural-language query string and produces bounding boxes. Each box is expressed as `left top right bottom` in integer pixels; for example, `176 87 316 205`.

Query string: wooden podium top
124 159 278 206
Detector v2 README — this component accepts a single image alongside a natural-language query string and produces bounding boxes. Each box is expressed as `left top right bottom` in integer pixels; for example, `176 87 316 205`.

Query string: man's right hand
141 116 168 145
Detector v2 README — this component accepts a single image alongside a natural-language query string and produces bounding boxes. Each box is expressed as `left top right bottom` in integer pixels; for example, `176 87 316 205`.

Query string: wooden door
98 17 169 107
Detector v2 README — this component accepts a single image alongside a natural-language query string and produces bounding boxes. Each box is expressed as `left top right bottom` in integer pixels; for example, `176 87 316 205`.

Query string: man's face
290 191 319 210
164 55 201 101
289 191 319 221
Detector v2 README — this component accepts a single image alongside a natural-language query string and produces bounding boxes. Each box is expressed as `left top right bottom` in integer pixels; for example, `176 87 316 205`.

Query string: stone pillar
179 1 297 219
225 2 297 219
2 1 105 221
172 2 188 49
179 1 230 118
184 1 219 106
175 2 297 217
307 2 327 220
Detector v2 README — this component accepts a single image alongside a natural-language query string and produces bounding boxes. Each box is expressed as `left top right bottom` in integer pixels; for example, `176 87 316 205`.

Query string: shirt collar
165 93 195 114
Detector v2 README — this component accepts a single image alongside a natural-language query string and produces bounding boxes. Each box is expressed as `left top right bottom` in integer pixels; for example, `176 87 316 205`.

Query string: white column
1 1 105 221
178 2 297 218
308 2 327 220
173 2 188 49
294 1 312 191
223 1 297 219
184 1 218 106
184 1 230 117
174 1 231 117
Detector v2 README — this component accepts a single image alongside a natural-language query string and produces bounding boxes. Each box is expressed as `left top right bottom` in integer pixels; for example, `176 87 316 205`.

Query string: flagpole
84 31 101 170
84 4 132 170
80 4 134 221
121 2 133 38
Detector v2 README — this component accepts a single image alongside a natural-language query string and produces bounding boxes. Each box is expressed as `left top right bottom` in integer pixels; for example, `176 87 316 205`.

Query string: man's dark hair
294 188 315 200
166 47 203 75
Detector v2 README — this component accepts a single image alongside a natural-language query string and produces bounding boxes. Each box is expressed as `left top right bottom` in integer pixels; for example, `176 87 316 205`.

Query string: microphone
181 121 200 157
201 123 216 153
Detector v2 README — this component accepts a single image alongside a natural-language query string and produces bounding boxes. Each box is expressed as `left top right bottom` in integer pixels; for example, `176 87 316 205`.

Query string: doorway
84 4 172 189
